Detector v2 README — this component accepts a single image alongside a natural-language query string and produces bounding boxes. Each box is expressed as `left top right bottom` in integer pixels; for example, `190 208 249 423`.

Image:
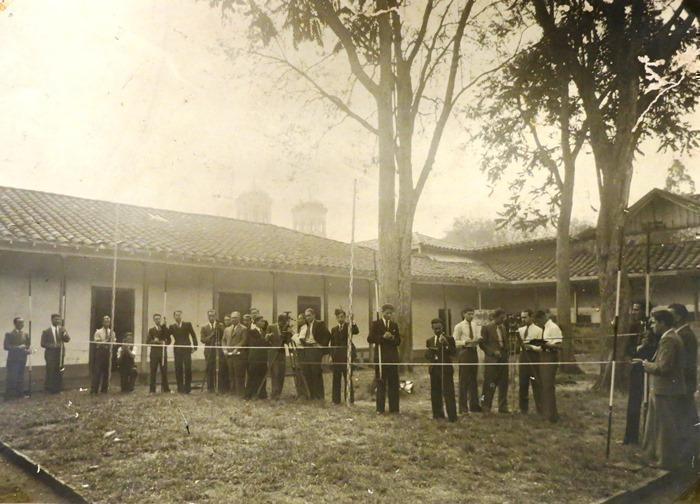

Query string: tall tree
504 0 699 386
474 35 590 367
665 158 696 194
215 0 513 356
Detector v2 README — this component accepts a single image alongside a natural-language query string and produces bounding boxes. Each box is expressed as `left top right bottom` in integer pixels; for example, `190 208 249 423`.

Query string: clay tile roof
0 186 502 284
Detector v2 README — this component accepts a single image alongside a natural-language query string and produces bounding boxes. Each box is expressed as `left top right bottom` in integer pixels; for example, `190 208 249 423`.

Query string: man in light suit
41 313 70 394
201 310 224 393
169 310 198 394
479 308 510 413
641 309 691 471
367 303 401 414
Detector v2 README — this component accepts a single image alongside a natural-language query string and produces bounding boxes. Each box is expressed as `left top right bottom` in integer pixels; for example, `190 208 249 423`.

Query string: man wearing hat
368 303 401 413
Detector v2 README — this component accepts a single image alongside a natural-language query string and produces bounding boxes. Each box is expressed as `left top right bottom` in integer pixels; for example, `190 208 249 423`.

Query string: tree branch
255 51 379 135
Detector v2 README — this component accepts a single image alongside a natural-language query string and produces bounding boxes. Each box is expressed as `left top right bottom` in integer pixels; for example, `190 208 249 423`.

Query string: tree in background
501 0 699 388
214 0 514 357
443 217 591 249
665 159 696 194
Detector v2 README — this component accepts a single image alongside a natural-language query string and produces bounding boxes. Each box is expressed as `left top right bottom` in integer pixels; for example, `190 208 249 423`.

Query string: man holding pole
624 302 655 444
91 315 114 394
201 310 223 393
453 307 482 414
4 317 30 400
368 303 401 414
41 313 70 394
480 309 510 414
329 308 358 405
426 318 457 422
147 313 171 393
267 313 293 400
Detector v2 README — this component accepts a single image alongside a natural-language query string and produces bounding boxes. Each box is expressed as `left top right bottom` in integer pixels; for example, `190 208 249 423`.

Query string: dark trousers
430 366 457 422
375 363 399 413
245 362 268 399
230 355 248 397
539 351 559 422
458 347 480 413
624 363 645 444
45 348 62 394
205 349 216 392
218 351 230 393
91 347 110 394
5 360 26 400
149 350 170 393
301 347 325 400
519 350 542 414
332 365 354 404
482 358 509 412
120 367 137 392
173 347 192 393
269 352 286 399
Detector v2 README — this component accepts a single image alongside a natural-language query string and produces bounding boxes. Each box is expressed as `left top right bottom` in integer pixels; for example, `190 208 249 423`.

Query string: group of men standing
3 314 70 400
425 307 562 423
140 305 362 405
622 302 699 471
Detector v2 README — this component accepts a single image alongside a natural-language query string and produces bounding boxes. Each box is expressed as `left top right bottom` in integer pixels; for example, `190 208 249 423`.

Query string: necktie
524 325 529 341
468 322 473 340
497 326 503 347
53 326 58 346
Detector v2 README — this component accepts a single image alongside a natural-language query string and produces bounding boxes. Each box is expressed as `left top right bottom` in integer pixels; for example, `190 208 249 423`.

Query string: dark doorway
438 308 453 334
217 292 252 319
297 296 322 322
90 287 135 371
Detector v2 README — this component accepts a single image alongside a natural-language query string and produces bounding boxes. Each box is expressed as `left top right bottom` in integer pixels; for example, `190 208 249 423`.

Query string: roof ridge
0 184 355 247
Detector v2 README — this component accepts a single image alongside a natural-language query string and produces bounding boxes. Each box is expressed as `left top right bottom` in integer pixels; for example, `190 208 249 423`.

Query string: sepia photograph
1 0 700 502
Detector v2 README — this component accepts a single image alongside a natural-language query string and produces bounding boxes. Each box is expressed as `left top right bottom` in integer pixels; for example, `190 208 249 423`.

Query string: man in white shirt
297 308 331 400
533 310 561 422
517 309 543 414
453 307 482 413
91 315 115 394
40 313 70 394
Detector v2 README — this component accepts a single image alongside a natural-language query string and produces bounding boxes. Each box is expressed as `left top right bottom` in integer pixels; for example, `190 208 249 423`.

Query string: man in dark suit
268 313 293 400
91 315 114 394
244 317 271 399
479 308 510 413
4 317 30 400
147 313 171 393
426 318 458 422
41 313 70 394
201 310 224 393
641 309 691 470
298 307 331 400
117 332 137 393
669 304 698 421
329 308 358 405
169 310 198 393
368 303 401 414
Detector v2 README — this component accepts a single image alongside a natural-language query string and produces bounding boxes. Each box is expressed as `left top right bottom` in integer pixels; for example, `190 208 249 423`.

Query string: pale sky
0 0 698 242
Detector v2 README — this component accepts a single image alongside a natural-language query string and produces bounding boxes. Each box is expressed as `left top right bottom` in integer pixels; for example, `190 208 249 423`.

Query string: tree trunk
556 171 581 373
594 155 634 391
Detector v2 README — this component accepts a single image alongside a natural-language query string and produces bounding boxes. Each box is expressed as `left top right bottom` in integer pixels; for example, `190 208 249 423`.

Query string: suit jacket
4 330 30 363
169 322 198 349
425 333 456 372
645 329 686 396
298 320 331 350
267 324 292 362
40 326 70 351
676 324 697 395
146 324 171 355
223 324 247 357
479 322 509 362
244 328 270 364
329 323 359 363
200 322 224 358
367 319 401 363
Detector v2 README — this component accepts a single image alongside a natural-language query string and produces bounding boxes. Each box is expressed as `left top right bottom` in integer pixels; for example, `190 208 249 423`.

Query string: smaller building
235 189 272 224
292 201 327 237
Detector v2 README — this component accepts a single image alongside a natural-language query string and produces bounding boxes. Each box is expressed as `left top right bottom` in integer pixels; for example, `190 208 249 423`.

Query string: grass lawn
0 368 657 503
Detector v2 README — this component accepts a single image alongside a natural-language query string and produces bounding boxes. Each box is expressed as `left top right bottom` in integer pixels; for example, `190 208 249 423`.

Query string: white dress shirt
542 319 563 345
518 324 543 343
453 319 480 348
